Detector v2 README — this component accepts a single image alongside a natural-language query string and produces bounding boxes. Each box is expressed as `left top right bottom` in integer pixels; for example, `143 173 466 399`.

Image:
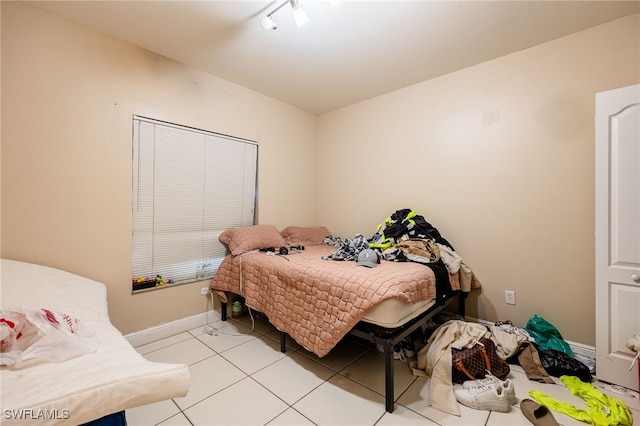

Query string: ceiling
25 1 640 114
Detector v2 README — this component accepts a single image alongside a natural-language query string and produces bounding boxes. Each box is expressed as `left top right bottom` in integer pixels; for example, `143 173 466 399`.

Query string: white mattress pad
362 298 437 328
0 259 190 425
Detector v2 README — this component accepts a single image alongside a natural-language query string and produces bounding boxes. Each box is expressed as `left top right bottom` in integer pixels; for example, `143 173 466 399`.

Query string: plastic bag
0 308 97 369
538 349 593 382
524 314 573 357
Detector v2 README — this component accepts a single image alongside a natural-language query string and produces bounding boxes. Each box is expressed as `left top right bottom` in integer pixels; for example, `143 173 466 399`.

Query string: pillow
280 226 330 246
219 224 287 255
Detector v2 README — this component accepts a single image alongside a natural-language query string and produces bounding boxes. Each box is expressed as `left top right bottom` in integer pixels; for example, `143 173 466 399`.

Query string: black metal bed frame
220 291 466 413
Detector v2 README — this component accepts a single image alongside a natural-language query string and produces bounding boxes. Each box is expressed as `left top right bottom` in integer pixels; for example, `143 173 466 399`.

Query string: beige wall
1 2 318 334
316 14 640 346
2 1 639 347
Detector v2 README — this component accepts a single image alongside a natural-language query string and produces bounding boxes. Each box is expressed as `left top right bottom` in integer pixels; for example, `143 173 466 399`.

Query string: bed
209 220 480 412
0 259 190 426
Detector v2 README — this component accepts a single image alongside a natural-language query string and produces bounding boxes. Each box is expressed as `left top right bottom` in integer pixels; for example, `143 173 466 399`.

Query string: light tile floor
128 314 639 425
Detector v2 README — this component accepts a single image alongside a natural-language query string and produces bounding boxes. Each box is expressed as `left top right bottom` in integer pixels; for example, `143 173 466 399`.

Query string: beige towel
411 320 490 416
489 325 529 359
437 244 474 292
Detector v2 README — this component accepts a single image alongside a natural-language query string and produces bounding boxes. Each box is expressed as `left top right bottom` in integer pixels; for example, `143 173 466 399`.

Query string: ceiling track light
260 0 309 30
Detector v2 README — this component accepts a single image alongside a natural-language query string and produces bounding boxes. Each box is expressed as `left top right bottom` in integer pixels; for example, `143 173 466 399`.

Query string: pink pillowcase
219 224 287 255
280 226 330 246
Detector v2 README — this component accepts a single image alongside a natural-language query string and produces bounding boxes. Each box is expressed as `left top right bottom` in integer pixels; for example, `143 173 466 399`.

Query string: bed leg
459 292 468 319
383 340 395 413
280 331 287 353
221 301 227 321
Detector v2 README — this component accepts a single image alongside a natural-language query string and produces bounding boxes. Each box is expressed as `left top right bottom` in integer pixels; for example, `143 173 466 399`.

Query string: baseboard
125 312 596 361
124 310 221 347
469 317 595 360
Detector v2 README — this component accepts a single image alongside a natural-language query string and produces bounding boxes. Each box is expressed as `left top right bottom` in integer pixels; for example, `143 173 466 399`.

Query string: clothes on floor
529 375 633 426
410 320 490 416
489 325 530 360
517 343 555 384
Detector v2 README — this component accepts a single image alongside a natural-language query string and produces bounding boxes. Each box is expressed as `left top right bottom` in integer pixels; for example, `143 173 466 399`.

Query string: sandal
520 399 559 426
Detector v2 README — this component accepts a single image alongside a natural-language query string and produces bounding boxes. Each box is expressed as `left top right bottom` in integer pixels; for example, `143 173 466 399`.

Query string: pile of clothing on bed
322 208 476 301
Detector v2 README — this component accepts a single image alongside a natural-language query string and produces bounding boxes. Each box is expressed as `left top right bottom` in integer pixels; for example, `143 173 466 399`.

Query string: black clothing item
371 208 455 250
426 260 454 303
537 348 593 383
387 249 453 303
409 215 455 251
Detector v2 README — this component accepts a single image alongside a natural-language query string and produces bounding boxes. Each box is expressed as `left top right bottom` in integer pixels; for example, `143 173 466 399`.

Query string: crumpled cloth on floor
529 375 633 426
517 343 555 384
489 325 529 359
410 320 490 416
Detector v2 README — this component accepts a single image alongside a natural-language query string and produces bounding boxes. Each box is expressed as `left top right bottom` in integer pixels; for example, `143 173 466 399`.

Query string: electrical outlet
200 287 209 296
505 290 516 305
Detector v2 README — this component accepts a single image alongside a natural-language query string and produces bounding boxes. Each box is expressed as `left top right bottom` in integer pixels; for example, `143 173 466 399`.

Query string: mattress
211 244 479 356
0 259 190 426
362 265 468 328
362 298 437 328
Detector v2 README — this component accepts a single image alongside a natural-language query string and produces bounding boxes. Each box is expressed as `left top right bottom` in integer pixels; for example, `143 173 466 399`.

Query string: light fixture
260 0 309 30
260 15 277 30
290 0 309 27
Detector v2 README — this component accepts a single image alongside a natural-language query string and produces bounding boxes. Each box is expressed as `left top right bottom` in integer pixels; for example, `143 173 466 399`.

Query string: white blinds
132 116 257 287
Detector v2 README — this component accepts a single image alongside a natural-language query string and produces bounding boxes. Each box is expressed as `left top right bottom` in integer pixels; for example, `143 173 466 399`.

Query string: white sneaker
392 344 407 362
454 383 511 413
400 338 416 359
463 373 516 405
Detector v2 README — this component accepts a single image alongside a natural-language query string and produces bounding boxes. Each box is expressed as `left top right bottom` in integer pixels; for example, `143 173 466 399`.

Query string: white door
595 84 640 392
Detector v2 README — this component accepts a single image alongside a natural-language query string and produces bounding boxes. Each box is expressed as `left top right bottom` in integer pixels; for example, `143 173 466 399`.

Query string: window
132 116 257 291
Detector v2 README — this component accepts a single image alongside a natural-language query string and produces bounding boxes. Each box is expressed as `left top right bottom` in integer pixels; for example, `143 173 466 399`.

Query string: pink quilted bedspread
210 244 479 357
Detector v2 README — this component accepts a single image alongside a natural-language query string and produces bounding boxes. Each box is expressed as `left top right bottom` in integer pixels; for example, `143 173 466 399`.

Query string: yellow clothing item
529 375 633 426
